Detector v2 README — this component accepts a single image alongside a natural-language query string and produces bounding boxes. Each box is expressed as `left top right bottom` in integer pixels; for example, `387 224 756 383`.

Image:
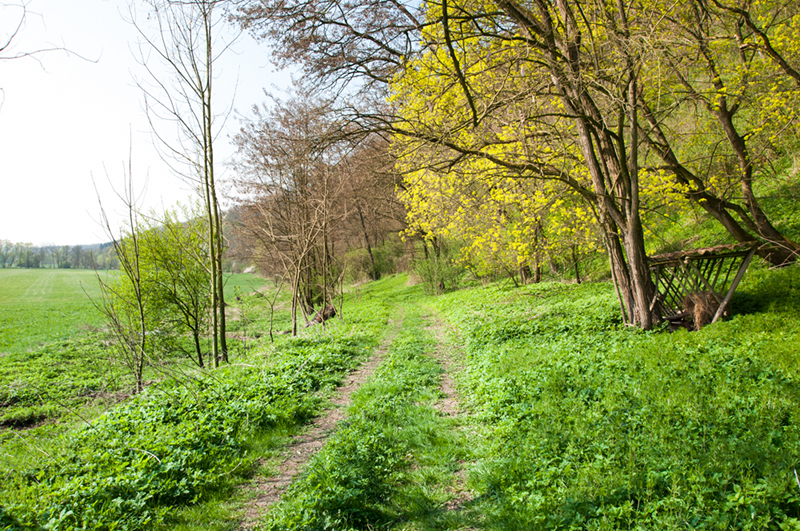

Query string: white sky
0 0 289 246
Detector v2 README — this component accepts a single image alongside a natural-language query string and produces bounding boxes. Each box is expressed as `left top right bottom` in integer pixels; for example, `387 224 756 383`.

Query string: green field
0 269 267 355
0 269 108 354
0 268 275 478
3 266 799 529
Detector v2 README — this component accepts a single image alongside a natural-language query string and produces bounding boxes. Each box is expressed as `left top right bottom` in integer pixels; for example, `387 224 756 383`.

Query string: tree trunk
715 107 798 264
571 245 581 284
193 330 204 368
357 202 378 279
520 264 531 284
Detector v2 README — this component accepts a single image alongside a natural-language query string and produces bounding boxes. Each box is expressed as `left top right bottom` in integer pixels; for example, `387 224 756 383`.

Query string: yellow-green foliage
390 0 800 281
391 0 603 274
105 204 210 361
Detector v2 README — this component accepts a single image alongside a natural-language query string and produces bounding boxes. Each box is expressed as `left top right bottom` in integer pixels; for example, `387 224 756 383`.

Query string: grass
3 263 800 530
260 301 455 530
244 264 800 530
424 265 800 529
0 270 280 518
223 272 266 301
0 269 109 354
0 270 268 355
0 270 272 434
0 271 393 531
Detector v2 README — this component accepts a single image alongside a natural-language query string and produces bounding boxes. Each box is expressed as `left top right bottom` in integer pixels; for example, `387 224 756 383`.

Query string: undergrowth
429 264 800 529
0 290 392 530
261 306 450 530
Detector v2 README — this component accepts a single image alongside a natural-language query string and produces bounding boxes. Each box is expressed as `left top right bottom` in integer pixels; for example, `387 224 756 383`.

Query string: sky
0 0 290 246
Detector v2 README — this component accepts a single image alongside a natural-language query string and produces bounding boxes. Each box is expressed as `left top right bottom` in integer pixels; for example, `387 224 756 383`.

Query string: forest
1 0 800 529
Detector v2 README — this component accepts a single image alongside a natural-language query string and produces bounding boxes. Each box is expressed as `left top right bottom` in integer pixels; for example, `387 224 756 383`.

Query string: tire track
239 312 404 529
424 312 476 522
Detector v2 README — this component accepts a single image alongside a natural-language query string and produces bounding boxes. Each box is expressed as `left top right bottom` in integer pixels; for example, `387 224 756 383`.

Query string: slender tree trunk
520 264 532 284
571 245 581 284
214 203 227 362
291 265 301 336
357 202 378 279
716 106 798 262
202 4 227 363
194 330 204 368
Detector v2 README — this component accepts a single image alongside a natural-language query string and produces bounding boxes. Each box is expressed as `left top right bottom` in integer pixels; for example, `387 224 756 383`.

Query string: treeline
0 240 119 270
230 0 800 328
228 96 408 333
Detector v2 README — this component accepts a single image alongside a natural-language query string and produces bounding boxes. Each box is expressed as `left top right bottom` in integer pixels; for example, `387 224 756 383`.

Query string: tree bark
357 202 378 279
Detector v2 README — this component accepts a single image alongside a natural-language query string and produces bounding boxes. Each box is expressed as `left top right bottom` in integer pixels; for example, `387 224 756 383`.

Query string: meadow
0 268 389 530
242 265 800 530
2 265 800 530
0 269 268 356
0 269 271 482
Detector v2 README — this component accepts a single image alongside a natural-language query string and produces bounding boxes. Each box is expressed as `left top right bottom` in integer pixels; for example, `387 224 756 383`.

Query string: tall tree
387 0 659 326
636 0 800 264
131 0 234 364
232 93 344 334
236 0 800 327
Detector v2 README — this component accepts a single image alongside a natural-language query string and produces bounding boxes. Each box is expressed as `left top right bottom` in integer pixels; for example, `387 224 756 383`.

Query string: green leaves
265 309 443 530
1 329 376 530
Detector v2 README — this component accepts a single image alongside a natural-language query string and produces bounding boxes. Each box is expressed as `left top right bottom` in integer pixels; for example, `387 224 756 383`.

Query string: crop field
0 269 268 355
0 269 108 355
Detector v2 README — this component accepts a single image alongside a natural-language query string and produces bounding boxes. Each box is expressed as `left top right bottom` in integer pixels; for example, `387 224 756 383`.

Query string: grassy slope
426 265 800 529
246 266 800 530
3 266 800 530
0 274 393 531
0 271 275 518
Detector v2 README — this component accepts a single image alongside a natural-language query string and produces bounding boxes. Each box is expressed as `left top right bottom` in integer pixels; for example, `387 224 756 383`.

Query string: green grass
0 269 109 354
424 265 800 529
253 265 800 530
0 270 269 355
3 263 800 530
261 303 454 530
0 273 393 531
223 272 267 301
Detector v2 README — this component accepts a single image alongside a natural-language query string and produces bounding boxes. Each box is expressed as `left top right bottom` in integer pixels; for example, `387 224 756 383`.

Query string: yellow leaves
397 154 602 275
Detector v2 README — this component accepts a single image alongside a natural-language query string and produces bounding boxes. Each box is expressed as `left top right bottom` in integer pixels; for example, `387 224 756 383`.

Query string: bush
413 254 463 295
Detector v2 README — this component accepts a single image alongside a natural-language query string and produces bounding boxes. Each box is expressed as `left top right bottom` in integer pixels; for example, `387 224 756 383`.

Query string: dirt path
239 313 403 529
427 315 460 418
425 313 475 519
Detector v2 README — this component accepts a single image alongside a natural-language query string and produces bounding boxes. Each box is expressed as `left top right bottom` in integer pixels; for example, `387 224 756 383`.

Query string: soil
238 315 402 529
